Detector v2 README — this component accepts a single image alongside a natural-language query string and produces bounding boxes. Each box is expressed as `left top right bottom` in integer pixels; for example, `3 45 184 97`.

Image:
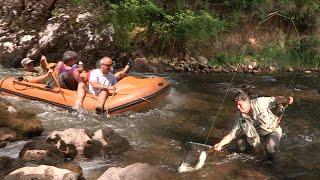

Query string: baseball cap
21 57 34 67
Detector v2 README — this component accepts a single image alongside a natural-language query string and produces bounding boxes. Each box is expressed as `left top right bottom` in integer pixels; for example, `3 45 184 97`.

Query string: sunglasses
101 63 113 67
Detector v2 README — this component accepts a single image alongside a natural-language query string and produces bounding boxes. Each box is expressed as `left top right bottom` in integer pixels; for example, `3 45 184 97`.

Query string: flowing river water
0 66 319 179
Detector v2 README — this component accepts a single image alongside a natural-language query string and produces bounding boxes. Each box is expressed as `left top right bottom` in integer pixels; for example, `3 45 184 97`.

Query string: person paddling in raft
88 56 133 115
49 51 87 110
212 91 294 164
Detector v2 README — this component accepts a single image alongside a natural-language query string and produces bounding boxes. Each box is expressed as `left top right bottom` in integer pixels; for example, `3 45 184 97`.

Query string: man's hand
40 55 47 61
40 55 48 70
213 143 223 151
110 86 116 92
45 69 53 76
103 86 116 92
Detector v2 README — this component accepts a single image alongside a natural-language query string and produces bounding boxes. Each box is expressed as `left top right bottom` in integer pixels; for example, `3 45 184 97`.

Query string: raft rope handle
12 80 28 90
105 88 116 116
116 92 152 103
0 77 14 91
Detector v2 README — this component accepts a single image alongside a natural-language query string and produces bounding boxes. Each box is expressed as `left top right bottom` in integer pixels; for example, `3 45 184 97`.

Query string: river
0 66 319 179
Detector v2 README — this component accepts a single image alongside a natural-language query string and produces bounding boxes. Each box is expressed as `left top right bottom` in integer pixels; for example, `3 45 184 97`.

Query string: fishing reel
277 104 287 114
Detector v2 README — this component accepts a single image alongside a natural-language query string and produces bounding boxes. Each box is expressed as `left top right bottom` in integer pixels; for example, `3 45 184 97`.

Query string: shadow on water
1 68 320 179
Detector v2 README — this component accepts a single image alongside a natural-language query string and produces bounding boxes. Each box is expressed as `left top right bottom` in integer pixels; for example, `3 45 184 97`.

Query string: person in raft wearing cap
21 56 54 83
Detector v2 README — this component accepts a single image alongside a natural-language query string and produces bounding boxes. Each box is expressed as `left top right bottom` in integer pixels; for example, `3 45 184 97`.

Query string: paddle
41 55 66 102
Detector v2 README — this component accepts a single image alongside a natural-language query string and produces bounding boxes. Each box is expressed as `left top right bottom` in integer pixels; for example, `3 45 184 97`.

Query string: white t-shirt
88 69 117 95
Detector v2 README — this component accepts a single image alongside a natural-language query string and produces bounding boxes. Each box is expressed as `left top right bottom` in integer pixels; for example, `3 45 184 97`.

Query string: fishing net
178 142 211 172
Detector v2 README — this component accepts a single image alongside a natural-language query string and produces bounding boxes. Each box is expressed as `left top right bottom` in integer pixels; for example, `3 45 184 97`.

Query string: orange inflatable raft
0 76 170 114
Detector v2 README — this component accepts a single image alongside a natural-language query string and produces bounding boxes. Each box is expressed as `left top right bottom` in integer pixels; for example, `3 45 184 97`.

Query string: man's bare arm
90 81 115 91
275 96 294 105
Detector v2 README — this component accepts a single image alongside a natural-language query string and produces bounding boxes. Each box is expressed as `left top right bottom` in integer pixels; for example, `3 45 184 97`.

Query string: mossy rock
0 102 43 138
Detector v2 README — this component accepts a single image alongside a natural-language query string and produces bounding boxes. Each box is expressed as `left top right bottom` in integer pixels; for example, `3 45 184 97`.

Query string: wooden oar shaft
43 60 61 90
42 57 66 101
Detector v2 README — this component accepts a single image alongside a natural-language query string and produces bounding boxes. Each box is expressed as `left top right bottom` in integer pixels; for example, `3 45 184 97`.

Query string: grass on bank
209 35 320 68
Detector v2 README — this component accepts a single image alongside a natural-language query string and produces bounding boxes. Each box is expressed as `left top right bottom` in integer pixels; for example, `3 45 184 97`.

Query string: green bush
94 0 319 67
69 0 84 6
210 53 245 66
103 0 162 51
151 10 226 54
257 35 320 67
102 0 227 54
223 0 319 33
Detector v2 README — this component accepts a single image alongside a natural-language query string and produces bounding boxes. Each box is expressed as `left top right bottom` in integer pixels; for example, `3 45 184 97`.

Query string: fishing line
178 71 237 173
270 11 301 121
203 71 236 147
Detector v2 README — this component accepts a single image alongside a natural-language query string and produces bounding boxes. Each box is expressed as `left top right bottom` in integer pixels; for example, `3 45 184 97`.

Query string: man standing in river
213 91 294 163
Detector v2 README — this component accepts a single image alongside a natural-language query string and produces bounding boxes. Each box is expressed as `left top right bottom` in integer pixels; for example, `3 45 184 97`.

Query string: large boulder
4 165 81 180
97 163 169 180
92 127 130 155
133 56 173 73
0 127 19 142
19 140 65 164
46 128 95 158
0 0 55 67
0 156 25 179
0 0 115 68
18 140 83 175
0 99 43 138
196 56 209 68
46 128 129 158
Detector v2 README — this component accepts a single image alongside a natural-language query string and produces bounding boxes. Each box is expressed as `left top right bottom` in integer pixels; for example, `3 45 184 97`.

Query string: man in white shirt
213 91 294 163
89 56 132 114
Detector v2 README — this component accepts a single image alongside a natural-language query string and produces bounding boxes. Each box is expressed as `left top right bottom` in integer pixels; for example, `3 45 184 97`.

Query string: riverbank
133 55 320 74
0 1 318 71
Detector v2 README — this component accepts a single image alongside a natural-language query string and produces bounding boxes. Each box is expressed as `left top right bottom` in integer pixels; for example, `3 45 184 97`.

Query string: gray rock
196 56 209 68
97 163 168 180
4 165 80 180
19 140 65 164
0 127 18 142
92 127 130 155
0 156 25 180
0 1 115 67
46 128 94 158
46 128 129 159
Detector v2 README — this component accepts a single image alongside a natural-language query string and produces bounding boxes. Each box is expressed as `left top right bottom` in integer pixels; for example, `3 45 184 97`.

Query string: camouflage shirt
227 97 281 147
23 67 45 82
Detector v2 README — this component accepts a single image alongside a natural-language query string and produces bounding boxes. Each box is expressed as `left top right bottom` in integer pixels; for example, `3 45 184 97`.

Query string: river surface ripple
1 67 319 179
